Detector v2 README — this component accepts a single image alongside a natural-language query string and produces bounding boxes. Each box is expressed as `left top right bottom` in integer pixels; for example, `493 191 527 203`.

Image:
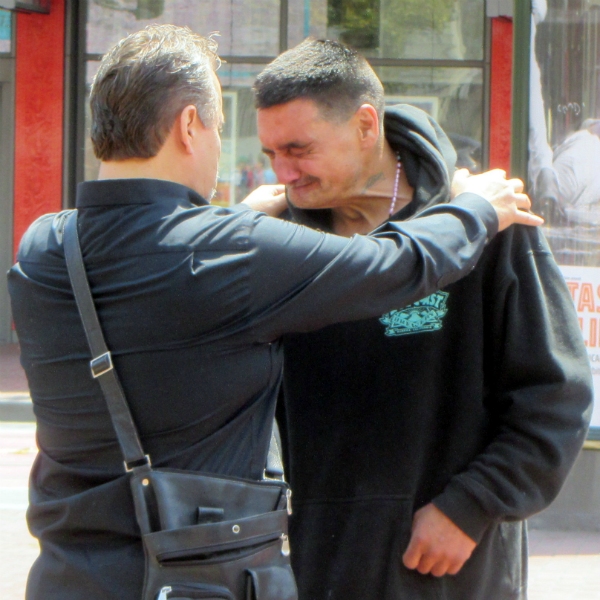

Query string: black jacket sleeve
432 226 593 543
245 194 497 341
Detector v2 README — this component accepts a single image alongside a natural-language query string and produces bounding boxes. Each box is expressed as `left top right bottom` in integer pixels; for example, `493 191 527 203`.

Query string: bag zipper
157 584 233 600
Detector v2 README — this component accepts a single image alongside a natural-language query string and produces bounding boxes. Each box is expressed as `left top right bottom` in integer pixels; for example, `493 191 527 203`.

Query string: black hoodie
280 105 593 600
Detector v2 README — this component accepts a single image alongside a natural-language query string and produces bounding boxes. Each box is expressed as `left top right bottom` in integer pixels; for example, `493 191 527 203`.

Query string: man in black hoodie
253 40 593 600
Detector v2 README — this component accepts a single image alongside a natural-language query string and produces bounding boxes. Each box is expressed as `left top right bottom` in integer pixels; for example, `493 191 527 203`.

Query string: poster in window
528 0 600 432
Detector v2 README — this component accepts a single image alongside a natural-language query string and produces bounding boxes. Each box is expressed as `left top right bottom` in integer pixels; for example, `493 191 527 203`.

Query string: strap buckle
90 352 113 378
124 455 152 472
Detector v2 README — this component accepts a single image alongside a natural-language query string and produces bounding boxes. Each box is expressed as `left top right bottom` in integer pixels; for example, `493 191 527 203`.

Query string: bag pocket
246 566 298 600
155 583 234 599
142 510 295 600
148 510 288 565
158 534 284 567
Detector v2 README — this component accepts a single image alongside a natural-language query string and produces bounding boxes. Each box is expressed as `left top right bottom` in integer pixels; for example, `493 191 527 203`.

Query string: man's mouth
289 178 318 191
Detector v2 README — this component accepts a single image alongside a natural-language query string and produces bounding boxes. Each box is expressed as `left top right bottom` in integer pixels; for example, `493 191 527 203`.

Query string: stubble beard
288 173 361 210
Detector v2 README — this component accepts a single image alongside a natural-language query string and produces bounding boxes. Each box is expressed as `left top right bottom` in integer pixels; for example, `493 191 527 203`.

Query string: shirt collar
76 178 208 208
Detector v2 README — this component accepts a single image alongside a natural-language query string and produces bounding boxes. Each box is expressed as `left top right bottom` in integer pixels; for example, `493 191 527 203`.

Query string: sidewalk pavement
1 344 600 598
0 343 33 421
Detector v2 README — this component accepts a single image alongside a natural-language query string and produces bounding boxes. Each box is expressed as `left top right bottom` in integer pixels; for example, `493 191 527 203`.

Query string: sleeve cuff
450 193 499 241
431 480 496 544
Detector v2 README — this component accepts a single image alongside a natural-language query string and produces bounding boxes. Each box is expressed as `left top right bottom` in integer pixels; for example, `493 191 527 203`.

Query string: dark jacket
280 105 593 600
7 177 498 600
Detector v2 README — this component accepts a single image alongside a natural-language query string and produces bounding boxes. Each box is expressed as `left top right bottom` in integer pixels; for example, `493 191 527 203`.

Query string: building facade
0 0 598 528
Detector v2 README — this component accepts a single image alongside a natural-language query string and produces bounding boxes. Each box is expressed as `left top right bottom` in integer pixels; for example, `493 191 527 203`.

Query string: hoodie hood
287 103 457 230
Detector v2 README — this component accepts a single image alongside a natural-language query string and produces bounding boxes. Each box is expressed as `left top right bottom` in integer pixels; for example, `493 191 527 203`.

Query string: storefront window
528 0 600 434
0 9 11 54
216 64 268 206
288 0 484 60
82 1 487 203
379 66 483 171
87 0 280 57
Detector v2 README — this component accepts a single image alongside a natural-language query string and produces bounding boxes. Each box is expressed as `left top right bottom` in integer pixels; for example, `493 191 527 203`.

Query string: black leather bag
63 210 298 600
130 467 295 600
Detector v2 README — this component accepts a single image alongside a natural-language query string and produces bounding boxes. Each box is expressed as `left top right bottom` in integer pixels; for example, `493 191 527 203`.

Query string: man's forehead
257 99 329 145
259 98 325 121
259 130 316 154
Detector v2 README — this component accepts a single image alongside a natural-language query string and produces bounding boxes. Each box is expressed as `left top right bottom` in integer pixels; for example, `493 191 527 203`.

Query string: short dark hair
90 24 220 161
253 38 384 122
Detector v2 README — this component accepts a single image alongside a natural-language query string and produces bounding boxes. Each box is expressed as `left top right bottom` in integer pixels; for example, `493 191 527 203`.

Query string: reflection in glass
87 0 280 57
377 66 483 171
0 10 11 54
529 0 600 266
288 0 484 60
529 0 600 432
216 65 270 206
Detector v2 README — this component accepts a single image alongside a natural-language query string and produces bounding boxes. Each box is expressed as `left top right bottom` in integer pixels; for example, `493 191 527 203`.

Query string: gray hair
90 24 221 160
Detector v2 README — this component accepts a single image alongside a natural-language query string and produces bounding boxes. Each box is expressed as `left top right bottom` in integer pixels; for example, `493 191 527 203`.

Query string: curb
0 395 34 422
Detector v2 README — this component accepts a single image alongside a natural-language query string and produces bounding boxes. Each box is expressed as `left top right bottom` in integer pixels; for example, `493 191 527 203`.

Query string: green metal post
511 0 532 182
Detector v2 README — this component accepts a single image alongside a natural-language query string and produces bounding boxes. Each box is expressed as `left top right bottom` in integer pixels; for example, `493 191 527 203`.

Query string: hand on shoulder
241 185 287 217
452 169 544 232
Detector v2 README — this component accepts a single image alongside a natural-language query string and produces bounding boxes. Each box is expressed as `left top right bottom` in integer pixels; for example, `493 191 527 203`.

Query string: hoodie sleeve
432 226 593 543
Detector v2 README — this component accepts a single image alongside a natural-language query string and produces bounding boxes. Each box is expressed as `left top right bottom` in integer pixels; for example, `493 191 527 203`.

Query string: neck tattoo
389 155 403 216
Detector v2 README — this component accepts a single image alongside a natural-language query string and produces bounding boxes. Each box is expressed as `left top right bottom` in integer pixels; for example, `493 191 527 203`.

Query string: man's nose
271 156 300 185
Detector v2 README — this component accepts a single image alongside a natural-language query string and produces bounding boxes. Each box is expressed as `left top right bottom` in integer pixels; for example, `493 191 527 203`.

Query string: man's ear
177 105 200 155
355 104 380 150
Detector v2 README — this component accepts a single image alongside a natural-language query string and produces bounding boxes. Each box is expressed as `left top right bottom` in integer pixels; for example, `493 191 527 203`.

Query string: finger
514 210 545 226
453 168 470 180
443 549 472 576
487 168 507 179
402 540 423 570
430 559 452 578
446 558 468 576
508 178 524 193
514 192 532 210
415 552 438 575
419 547 470 577
272 185 285 196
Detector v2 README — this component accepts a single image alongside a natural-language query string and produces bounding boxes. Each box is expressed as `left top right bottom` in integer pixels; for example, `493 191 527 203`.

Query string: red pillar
489 17 513 173
13 0 65 257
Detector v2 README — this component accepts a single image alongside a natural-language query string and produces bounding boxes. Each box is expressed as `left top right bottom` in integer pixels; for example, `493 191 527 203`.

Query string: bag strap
63 210 150 472
63 209 284 478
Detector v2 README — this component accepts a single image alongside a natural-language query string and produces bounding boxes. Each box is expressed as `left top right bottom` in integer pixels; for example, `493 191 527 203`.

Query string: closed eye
289 148 310 158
